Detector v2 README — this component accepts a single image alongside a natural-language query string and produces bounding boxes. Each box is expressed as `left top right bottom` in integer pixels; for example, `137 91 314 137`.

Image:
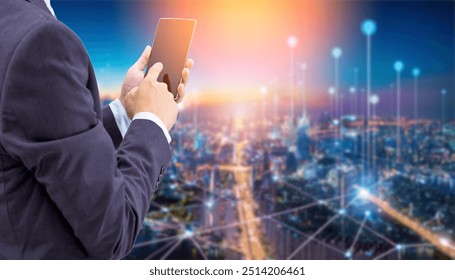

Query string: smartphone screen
145 18 196 98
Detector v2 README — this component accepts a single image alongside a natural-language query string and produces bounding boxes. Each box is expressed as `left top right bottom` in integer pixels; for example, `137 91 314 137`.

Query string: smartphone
145 18 196 99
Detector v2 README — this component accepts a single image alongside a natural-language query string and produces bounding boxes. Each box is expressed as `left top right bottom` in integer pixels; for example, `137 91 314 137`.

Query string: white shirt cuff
133 112 172 144
108 99 171 144
108 99 131 138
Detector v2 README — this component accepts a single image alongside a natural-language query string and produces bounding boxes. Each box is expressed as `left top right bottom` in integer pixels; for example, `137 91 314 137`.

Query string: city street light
273 94 279 124
394 60 404 162
370 94 380 173
441 88 447 125
354 68 359 115
300 62 307 117
328 86 336 119
349 86 356 115
361 19 377 176
412 68 420 121
261 85 268 138
287 36 298 49
287 36 298 126
331 47 343 126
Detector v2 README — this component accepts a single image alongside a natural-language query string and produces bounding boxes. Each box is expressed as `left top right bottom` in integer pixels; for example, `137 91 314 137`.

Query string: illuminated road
232 166 266 260
362 191 455 259
232 142 266 260
196 143 266 260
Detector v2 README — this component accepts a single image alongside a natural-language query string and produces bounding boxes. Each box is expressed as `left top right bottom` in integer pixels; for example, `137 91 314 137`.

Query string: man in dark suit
0 0 192 259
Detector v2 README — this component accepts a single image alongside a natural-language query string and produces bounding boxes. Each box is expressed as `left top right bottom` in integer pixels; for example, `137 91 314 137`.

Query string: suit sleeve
0 21 171 259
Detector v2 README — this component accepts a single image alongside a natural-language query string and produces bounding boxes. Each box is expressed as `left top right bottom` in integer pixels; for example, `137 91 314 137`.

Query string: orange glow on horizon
183 0 335 87
119 0 350 108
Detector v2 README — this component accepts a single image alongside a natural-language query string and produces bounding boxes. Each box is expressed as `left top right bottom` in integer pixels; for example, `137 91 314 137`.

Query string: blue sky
52 0 454 119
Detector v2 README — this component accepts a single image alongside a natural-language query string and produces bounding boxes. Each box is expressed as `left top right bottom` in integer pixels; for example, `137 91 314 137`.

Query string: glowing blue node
361 19 377 36
287 36 298 48
412 68 420 77
396 244 403 250
358 188 370 199
345 250 352 258
328 87 336 95
338 209 346 215
441 89 447 95
182 229 194 238
370 94 380 105
394 61 404 72
347 115 357 121
205 199 215 209
365 210 371 217
349 86 356 94
162 207 169 213
332 47 342 58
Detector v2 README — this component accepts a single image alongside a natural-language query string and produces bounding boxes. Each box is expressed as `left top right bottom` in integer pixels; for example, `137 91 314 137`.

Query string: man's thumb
131 45 151 70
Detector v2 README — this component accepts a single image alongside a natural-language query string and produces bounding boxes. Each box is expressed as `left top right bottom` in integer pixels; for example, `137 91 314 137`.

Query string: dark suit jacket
0 0 171 259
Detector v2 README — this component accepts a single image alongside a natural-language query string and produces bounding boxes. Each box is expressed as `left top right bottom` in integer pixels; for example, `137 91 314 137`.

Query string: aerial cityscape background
54 0 454 259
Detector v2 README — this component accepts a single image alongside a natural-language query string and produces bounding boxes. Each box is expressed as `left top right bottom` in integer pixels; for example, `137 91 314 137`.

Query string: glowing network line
373 246 397 260
197 193 348 235
269 217 346 255
190 237 208 260
160 239 183 260
134 235 180 249
286 197 359 260
286 213 341 260
145 241 177 260
346 211 370 259
345 215 397 246
195 236 243 256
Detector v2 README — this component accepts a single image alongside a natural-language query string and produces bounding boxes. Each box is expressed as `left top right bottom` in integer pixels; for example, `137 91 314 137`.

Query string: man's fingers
185 58 194 69
146 62 163 81
122 86 138 104
176 60 192 103
176 84 186 103
132 45 151 71
181 68 190 86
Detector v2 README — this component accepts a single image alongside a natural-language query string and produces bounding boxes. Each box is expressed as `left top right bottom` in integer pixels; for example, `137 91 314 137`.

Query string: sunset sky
53 0 454 119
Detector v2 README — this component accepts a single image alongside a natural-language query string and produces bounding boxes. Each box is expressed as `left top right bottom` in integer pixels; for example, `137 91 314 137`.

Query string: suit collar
26 0 53 16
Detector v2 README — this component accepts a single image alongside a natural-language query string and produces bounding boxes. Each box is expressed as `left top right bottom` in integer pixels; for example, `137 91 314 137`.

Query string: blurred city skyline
51 0 455 260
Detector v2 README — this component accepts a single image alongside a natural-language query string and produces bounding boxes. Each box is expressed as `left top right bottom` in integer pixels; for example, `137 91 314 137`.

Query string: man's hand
176 58 193 104
120 46 152 106
120 46 193 106
123 63 178 131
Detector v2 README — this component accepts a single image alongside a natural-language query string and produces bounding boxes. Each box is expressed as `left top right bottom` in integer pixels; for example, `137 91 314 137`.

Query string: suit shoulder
0 1 88 78
22 20 86 51
1 0 55 38
9 20 89 72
